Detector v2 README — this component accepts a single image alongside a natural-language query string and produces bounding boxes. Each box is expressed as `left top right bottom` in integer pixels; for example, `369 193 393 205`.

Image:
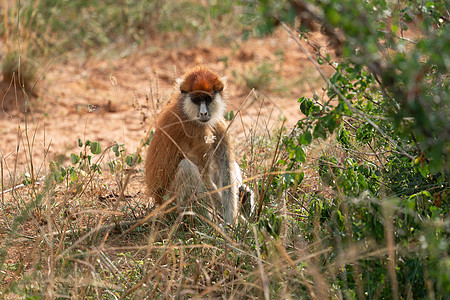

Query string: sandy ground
0 28 332 187
0 28 337 291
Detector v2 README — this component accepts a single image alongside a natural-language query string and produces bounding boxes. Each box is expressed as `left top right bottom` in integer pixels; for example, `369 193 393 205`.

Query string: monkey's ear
176 78 188 93
216 76 227 92
220 76 227 86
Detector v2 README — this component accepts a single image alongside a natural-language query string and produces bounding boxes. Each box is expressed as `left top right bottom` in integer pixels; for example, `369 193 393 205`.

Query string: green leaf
295 146 306 163
70 153 80 164
299 131 312 145
224 110 234 121
337 128 351 147
90 141 102 154
126 154 142 167
313 121 327 139
126 155 133 166
60 166 66 177
324 114 338 133
296 171 305 184
299 97 317 117
69 169 77 182
112 143 119 157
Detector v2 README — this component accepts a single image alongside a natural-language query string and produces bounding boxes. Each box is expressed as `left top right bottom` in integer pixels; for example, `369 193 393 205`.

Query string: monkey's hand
239 184 255 219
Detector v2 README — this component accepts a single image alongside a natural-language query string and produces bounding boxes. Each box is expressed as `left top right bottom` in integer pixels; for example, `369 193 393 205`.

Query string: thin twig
0 175 45 195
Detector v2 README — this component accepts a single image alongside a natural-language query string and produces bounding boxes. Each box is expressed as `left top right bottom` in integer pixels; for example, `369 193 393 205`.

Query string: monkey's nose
198 102 210 122
198 113 211 122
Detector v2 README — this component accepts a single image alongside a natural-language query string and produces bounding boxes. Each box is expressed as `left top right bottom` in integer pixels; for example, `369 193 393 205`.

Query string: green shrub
249 0 449 298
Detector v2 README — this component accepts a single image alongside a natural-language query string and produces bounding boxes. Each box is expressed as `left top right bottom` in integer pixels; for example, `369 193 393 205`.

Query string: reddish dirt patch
0 28 333 188
0 29 337 292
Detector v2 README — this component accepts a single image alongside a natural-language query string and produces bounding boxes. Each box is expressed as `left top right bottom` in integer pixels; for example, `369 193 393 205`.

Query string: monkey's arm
145 118 182 205
213 123 239 225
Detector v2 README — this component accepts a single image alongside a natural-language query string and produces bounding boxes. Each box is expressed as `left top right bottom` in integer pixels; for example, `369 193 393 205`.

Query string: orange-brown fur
180 67 224 94
145 67 231 206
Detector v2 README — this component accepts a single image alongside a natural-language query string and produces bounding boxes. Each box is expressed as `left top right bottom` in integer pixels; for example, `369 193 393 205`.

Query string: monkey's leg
210 133 239 226
218 160 239 225
170 159 216 221
170 159 202 200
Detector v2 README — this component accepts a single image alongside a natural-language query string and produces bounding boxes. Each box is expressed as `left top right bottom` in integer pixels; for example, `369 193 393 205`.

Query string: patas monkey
145 66 253 225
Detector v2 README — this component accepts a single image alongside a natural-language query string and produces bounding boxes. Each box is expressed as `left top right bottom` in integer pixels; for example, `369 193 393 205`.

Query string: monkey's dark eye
191 94 213 105
180 88 188 94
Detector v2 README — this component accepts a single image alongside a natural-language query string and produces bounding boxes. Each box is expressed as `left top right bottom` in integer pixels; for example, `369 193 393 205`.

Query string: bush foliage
249 0 449 298
0 0 448 298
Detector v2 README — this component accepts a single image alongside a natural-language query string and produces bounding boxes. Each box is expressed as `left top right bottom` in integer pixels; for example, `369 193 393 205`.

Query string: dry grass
0 80 336 298
1 2 447 299
1 79 446 298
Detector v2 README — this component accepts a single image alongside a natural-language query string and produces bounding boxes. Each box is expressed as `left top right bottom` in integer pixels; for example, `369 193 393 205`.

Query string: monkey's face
182 91 226 126
178 67 227 126
191 92 213 123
